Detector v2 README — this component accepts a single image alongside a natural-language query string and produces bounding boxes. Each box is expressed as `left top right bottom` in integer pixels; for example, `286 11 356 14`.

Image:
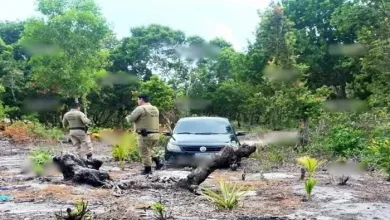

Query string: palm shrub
201 179 249 210
304 178 317 200
297 156 323 178
297 156 322 200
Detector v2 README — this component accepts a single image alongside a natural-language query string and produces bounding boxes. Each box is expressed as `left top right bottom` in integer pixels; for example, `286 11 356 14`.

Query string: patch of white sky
0 0 271 51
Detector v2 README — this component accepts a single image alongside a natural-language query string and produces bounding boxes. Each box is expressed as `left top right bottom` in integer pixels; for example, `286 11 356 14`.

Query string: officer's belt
136 129 159 137
136 130 159 134
70 127 87 130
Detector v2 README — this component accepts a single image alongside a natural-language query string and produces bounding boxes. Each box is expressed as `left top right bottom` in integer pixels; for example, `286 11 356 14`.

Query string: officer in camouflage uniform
62 102 93 160
126 94 163 175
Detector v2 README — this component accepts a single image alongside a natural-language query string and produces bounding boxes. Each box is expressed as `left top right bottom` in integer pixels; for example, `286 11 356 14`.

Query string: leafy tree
281 0 358 98
330 0 390 107
87 83 140 128
136 75 174 112
0 38 28 120
19 0 112 104
0 21 25 45
209 38 233 49
111 24 186 82
243 2 330 133
212 79 252 125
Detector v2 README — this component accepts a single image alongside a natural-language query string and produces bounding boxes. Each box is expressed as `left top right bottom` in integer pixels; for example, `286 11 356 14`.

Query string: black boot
140 166 152 175
86 153 92 161
152 157 164 170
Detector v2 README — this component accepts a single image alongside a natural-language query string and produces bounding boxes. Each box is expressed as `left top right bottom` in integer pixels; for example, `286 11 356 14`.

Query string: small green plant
151 202 173 220
297 156 321 201
201 179 249 210
365 139 390 180
112 132 138 170
297 156 323 177
54 200 91 220
304 178 317 200
29 148 53 176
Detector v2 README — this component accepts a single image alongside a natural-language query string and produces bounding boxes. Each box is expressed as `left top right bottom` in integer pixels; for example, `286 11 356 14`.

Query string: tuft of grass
54 199 91 220
201 179 249 210
28 148 53 176
151 201 173 220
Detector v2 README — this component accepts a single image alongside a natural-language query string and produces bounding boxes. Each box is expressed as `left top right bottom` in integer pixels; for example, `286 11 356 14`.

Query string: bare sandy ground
0 135 389 220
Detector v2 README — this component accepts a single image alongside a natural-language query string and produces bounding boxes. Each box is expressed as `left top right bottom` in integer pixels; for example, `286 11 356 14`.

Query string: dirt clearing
0 135 389 220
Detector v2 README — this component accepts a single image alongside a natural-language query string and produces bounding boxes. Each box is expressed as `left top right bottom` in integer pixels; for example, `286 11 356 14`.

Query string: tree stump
177 144 256 192
53 153 111 187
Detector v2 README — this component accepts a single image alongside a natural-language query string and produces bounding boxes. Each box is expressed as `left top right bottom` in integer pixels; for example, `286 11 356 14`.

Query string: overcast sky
0 0 271 51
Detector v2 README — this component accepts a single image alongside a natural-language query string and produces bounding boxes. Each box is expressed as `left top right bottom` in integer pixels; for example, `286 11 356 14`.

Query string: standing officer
126 94 163 175
62 102 93 160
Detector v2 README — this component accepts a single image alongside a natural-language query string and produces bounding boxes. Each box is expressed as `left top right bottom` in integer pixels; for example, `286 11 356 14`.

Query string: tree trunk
177 144 256 193
299 117 310 146
53 153 110 187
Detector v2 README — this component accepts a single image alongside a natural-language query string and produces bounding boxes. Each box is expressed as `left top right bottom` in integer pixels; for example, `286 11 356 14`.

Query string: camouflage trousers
138 138 162 166
69 129 93 156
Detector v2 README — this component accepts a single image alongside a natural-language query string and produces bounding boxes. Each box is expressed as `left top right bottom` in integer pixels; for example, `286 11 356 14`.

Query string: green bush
112 132 139 169
323 125 365 157
158 134 169 147
28 122 64 140
364 139 390 179
370 123 390 140
0 103 6 121
89 126 111 134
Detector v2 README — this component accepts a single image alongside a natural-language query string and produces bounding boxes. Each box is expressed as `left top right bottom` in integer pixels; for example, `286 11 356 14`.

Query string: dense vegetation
1 0 390 177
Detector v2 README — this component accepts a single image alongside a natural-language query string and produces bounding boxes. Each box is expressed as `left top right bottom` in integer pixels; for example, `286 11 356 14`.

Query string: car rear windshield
174 119 233 134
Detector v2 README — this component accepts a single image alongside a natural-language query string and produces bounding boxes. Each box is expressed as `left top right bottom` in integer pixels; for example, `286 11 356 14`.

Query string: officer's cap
71 102 80 109
138 94 150 102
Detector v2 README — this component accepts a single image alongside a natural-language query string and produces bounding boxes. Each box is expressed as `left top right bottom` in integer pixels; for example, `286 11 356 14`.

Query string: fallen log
177 144 256 192
53 144 257 191
53 153 110 187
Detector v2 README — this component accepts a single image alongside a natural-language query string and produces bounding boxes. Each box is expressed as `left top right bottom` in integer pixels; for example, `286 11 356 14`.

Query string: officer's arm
80 112 92 125
126 107 143 123
62 115 68 128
